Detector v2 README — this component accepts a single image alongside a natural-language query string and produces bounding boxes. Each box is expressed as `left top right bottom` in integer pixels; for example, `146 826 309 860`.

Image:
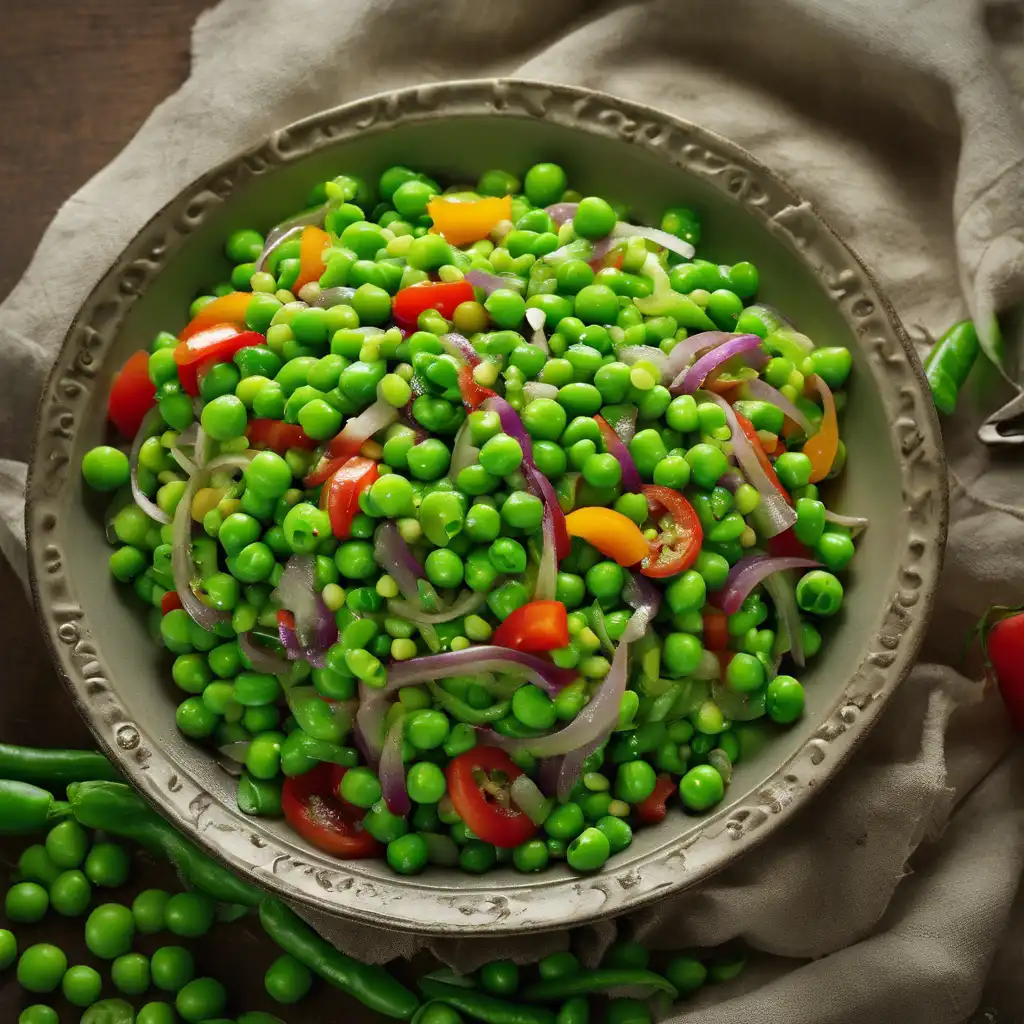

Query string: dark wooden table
0 4 392 1020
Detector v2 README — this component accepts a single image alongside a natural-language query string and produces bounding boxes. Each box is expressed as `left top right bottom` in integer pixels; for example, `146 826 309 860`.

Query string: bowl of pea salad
27 80 946 935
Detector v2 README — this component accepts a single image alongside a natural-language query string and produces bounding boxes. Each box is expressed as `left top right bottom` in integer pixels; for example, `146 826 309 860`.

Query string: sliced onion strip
373 520 424 604
611 222 695 260
744 378 815 435
130 407 172 525
714 553 820 616
510 775 552 824
379 717 410 815
675 335 766 394
388 588 487 626
238 632 291 676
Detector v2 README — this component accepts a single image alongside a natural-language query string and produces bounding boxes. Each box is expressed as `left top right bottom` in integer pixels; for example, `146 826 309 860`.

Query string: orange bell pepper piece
178 292 252 342
427 195 512 247
293 226 331 293
803 374 838 483
564 507 650 567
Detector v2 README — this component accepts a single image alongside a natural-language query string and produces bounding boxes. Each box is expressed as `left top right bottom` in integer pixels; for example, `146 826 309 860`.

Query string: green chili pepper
519 970 678 1003
67 781 263 907
0 779 72 834
924 319 979 415
259 898 420 1020
419 977 556 1024
0 743 120 786
428 683 510 725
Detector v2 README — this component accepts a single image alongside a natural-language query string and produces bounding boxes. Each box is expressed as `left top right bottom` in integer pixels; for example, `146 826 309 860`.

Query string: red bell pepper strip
493 600 570 654
174 325 264 396
635 774 676 824
320 457 379 539
281 763 379 859
244 419 319 452
108 350 156 438
392 280 475 329
160 591 184 616
734 411 791 505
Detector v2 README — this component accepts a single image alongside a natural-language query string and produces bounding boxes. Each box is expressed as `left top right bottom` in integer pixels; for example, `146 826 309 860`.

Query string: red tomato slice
392 281 474 329
160 591 184 616
303 454 349 488
493 600 569 653
734 411 792 506
702 609 730 652
245 419 319 453
640 485 703 579
321 457 379 539
174 326 264 396
767 527 811 560
108 350 157 438
281 763 379 859
447 747 538 849
457 365 497 411
634 773 675 824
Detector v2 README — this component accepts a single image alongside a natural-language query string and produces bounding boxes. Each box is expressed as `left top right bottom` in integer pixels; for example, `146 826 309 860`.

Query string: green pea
522 398 567 441
679 764 725 811
479 433 523 476
511 685 556 730
112 952 151 995
766 675 805 723
795 569 844 616
82 446 130 492
176 977 227 1023
817 529 855 571
629 429 668 479
685 442 729 489
85 903 135 960
151 945 195 993
465 503 502 543
45 819 90 870
557 382 602 417
419 490 465 547
165 891 215 939
585 560 624 600
83 842 131 888
407 438 452 480
62 964 103 1007
6 882 48 923
425 548 465 588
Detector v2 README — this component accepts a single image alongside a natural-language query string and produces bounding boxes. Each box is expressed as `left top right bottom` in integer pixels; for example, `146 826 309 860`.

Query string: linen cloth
2 1 1024 1020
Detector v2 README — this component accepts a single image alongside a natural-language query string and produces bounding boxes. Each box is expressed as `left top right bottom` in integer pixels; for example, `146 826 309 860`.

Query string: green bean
519 970 678 1002
924 319 979 415
429 683 510 725
419 977 556 1024
259 898 420 1019
0 743 120 786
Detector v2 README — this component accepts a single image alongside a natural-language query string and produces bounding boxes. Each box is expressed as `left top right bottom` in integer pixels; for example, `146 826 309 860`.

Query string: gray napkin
3 1 1024 1021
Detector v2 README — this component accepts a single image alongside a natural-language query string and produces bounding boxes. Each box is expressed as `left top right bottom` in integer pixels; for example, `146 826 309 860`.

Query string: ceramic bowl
26 79 947 936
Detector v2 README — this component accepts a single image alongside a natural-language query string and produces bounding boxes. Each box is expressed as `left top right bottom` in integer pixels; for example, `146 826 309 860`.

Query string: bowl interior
30 82 944 935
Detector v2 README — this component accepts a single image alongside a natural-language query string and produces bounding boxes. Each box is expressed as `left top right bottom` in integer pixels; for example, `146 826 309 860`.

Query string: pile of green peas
2 817 295 1023
82 158 857 878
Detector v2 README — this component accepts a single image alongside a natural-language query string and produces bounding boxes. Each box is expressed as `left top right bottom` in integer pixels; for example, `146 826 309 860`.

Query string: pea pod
67 781 263 908
519 969 678 1003
0 779 72 834
0 743 120 786
259 898 419 1020
924 319 979 415
419 977 556 1024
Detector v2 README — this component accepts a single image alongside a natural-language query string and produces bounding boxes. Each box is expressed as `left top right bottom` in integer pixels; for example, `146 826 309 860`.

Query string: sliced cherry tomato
160 591 184 615
427 195 512 246
734 411 791 505
493 600 569 654
634 774 676 824
178 292 251 342
175 325 264 396
281 763 379 859
303 454 348 488
640 485 703 578
108 350 157 438
293 226 331 293
392 281 474 329
446 747 538 849
245 418 319 452
565 507 650 567
803 375 838 484
457 365 497 411
702 609 730 652
321 457 379 539
768 527 811 560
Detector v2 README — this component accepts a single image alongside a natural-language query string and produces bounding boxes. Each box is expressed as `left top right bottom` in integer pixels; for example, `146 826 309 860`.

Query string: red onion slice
714 553 820 615
388 589 488 626
439 332 480 367
130 408 172 526
675 335 766 394
744 378 815 436
701 392 797 538
273 555 320 645
238 632 291 676
254 204 328 272
465 269 523 295
373 520 424 604
611 222 695 260
313 286 356 308
355 683 389 765
664 332 737 381
533 499 558 601
379 717 410 816
761 569 806 669
387 645 576 697
171 453 252 631
618 345 669 379
448 417 479 482
824 510 869 534
596 415 641 494
556 736 603 804
545 202 579 226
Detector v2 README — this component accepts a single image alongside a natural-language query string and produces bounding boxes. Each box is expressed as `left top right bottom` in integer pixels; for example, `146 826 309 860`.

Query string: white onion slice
130 407 171 525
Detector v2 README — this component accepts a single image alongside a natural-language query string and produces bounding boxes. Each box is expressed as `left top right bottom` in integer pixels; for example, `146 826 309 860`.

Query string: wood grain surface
0 4 392 1020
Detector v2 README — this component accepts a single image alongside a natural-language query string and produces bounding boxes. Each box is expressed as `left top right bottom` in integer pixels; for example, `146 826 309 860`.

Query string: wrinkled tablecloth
2 2 1023 1021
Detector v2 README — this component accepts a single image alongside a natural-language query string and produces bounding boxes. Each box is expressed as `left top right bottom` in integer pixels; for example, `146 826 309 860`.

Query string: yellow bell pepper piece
565 508 651 567
803 374 839 483
427 195 512 246
191 487 226 523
